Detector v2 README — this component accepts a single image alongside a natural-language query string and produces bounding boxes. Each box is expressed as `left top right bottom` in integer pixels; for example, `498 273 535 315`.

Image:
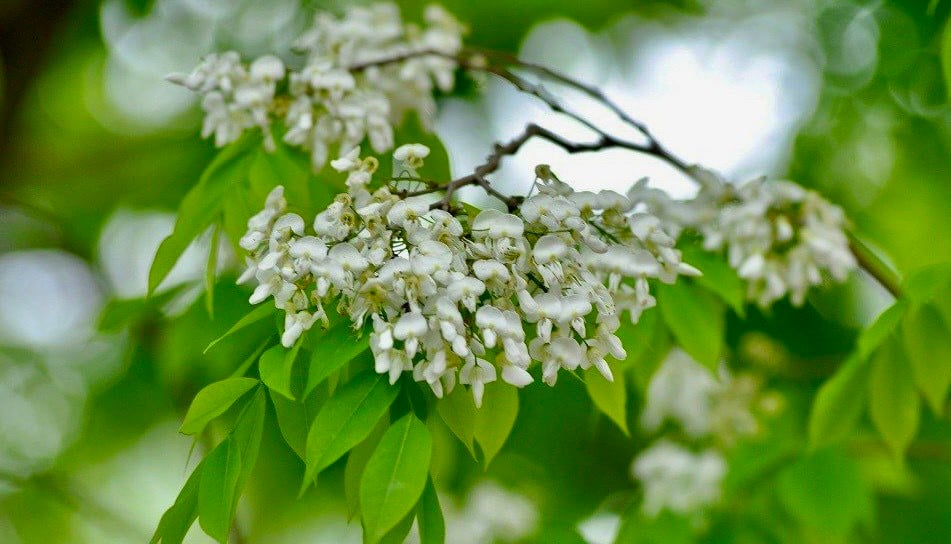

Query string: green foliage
305 320 370 396
150 462 203 544
903 303 951 415
808 352 872 449
416 478 445 544
148 134 260 295
179 377 259 435
197 435 242 542
344 417 390 520
436 385 478 455
615 509 693 544
584 367 629 435
359 414 433 544
656 280 725 370
776 448 873 537
868 335 920 461
303 372 401 488
259 343 301 400
204 303 277 354
473 380 519 467
942 15 951 102
680 243 746 317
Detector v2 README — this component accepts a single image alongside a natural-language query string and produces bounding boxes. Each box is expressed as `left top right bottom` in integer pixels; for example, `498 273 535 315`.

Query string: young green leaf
303 372 400 488
903 263 951 304
903 303 951 415
198 436 242 543
149 135 258 295
474 381 519 468
868 336 920 461
360 414 433 544
204 222 221 318
151 463 203 544
777 448 873 536
259 342 302 400
232 388 267 496
656 281 724 370
378 510 418 544
808 353 871 449
249 140 313 213
417 477 445 544
856 301 907 358
584 367 628 435
344 416 390 520
204 303 277 354
436 385 478 456
179 378 259 435
306 321 370 396
679 244 746 317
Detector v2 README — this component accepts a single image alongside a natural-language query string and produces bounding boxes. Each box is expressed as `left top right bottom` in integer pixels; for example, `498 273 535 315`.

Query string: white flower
459 357 497 407
393 143 431 169
632 440 727 517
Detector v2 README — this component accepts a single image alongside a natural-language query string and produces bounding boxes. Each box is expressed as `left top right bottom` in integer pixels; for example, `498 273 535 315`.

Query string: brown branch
351 47 902 300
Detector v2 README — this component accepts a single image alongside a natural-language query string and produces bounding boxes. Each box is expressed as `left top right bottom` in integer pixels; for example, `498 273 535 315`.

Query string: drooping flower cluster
168 3 465 169
632 440 728 519
237 145 698 406
632 349 777 520
630 168 857 307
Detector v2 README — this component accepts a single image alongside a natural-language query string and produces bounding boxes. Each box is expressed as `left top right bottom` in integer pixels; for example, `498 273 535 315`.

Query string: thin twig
350 48 901 298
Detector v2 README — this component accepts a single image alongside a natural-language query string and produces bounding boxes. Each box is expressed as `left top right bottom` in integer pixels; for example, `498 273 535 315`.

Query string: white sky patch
437 5 821 202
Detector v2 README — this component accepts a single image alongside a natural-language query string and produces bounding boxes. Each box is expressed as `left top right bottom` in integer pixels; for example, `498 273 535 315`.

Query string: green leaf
198 436 242 543
378 511 418 544
615 509 693 544
259 343 301 400
306 321 370 397
204 303 277 354
473 381 518 467
436 385 478 455
303 372 400 488
903 303 951 415
941 15 951 103
249 140 313 213
204 222 221 318
149 135 258 295
417 477 445 544
868 336 920 461
230 337 271 379
584 367 628 435
232 388 267 493
679 244 745 317
856 301 907 358
360 414 433 544
151 463 203 544
344 416 390 519
808 352 870 449
271 351 324 458
903 263 951 304
97 284 190 332
777 448 873 536
179 378 259 435
656 281 724 370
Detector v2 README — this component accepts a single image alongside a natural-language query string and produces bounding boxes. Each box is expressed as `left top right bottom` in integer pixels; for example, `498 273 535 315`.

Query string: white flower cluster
168 3 464 169
640 349 762 446
632 440 727 519
237 145 698 407
632 349 774 520
631 169 857 307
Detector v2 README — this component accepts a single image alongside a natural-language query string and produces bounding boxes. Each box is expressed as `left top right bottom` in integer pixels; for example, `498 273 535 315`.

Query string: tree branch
351 47 903 299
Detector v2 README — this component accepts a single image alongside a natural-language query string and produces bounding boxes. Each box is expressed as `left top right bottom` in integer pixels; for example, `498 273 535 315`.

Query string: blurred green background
1 0 951 542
